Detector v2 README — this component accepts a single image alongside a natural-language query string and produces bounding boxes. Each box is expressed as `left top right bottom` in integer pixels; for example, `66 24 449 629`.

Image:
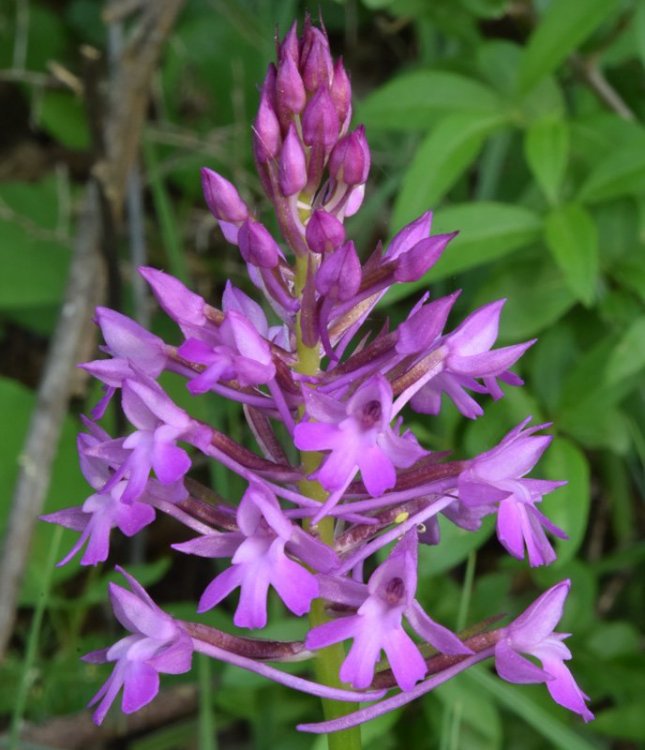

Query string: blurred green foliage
0 0 643 747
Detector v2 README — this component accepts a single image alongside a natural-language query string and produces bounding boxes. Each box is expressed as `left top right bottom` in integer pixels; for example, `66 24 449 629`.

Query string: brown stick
0 0 187 660
16 684 198 749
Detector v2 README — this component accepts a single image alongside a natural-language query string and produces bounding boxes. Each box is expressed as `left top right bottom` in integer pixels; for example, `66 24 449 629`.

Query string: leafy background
1 0 644 748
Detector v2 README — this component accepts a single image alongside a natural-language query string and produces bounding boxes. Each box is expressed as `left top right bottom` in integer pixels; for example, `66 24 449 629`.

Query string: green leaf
594 703 645 742
358 71 502 130
466 668 597 750
37 91 91 150
391 113 506 231
0 222 70 308
579 145 645 203
518 0 621 93
477 41 565 122
472 257 576 340
384 203 542 304
541 438 590 565
637 0 645 68
419 517 495 576
524 118 569 204
604 316 645 386
0 179 71 309
544 204 599 306
432 675 502 748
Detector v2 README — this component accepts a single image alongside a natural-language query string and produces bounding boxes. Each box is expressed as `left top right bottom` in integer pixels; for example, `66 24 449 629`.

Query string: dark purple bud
302 87 339 151
316 241 361 301
306 210 346 253
394 233 457 283
254 69 281 163
397 291 461 354
238 219 282 268
200 168 249 222
328 126 370 186
300 26 333 93
331 57 352 125
279 125 308 196
276 53 306 116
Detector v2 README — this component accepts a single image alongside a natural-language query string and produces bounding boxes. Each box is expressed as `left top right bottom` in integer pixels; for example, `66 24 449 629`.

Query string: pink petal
198 565 244 613
495 639 551 684
382 628 427 691
122 661 160 714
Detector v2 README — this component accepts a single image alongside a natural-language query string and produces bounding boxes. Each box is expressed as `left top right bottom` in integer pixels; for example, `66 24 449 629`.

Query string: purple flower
41 422 186 565
459 418 567 566
294 375 426 496
84 567 193 724
178 310 276 393
410 301 534 419
306 531 470 691
174 484 337 629
92 378 209 503
80 308 167 418
495 580 593 722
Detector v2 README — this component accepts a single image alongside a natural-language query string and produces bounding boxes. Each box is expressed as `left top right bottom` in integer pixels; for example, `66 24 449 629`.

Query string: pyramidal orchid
46 16 592 746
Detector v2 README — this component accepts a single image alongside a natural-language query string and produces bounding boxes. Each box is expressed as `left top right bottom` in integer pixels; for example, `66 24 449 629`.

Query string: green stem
294 257 362 750
10 525 63 749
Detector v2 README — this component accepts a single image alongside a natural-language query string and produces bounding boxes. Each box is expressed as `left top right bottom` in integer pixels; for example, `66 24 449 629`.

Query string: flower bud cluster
45 16 593 733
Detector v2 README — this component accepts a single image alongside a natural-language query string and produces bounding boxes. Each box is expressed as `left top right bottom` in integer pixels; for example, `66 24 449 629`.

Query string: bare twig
571 53 637 122
0 0 187 660
0 183 102 657
15 684 198 749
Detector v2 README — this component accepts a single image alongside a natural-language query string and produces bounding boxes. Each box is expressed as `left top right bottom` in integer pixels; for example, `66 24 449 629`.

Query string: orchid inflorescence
44 16 593 734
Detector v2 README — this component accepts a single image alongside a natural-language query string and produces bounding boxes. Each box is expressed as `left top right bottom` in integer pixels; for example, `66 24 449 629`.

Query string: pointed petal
198 566 244 613
495 639 551 684
306 616 361 650
407 601 472 655
540 655 594 722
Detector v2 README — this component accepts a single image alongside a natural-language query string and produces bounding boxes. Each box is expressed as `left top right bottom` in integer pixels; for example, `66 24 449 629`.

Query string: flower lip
359 399 382 429
383 576 405 605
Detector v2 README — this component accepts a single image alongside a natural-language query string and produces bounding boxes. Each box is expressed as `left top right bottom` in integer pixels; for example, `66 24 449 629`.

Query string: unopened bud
201 168 249 222
316 240 361 301
238 219 283 268
328 126 370 185
302 87 339 151
330 57 352 125
306 210 346 253
279 124 308 196
253 68 281 163
276 54 306 116
394 233 457 283
300 25 333 93
279 20 299 64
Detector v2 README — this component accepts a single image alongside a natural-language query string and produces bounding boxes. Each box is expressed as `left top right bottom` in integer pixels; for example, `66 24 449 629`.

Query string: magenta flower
495 580 593 722
178 310 276 393
294 375 426 496
410 300 534 419
53 16 590 736
459 418 567 566
174 484 337 629
91 378 209 503
80 308 167 418
306 531 470 691
84 567 193 724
